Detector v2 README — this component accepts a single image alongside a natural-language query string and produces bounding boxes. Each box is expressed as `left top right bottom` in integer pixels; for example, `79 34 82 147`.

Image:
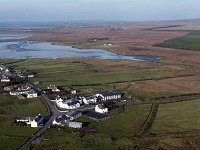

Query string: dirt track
137 103 159 136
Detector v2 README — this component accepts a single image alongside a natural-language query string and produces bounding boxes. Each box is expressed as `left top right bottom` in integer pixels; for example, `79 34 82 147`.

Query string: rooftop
100 91 121 97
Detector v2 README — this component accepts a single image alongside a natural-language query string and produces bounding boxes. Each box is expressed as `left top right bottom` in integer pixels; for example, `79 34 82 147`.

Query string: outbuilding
68 122 83 128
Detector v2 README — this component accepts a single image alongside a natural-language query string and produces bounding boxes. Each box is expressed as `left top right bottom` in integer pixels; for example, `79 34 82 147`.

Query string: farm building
47 85 60 92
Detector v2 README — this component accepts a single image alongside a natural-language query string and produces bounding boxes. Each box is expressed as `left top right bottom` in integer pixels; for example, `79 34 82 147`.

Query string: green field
150 99 200 134
0 117 37 150
0 82 49 149
0 93 49 116
1 59 167 88
155 31 200 51
31 104 151 150
0 138 24 150
0 59 196 100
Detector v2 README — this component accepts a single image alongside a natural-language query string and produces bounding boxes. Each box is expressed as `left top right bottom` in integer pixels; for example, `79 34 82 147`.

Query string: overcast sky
0 0 200 22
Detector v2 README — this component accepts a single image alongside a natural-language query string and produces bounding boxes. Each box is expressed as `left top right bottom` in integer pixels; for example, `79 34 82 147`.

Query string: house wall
31 121 38 128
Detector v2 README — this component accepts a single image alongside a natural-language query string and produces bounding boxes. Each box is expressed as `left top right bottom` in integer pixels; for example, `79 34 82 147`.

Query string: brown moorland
1 23 200 99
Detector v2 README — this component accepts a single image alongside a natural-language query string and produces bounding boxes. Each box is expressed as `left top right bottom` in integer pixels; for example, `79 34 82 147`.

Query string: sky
0 0 200 22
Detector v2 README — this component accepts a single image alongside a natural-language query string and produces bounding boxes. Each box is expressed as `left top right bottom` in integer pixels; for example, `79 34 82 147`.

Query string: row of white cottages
16 113 83 128
56 91 121 110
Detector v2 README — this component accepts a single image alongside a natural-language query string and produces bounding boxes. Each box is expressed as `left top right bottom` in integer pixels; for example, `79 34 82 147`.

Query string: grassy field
0 81 49 149
0 117 37 150
0 93 49 116
1 59 169 88
149 99 200 134
0 58 198 100
0 138 24 150
31 104 151 150
153 25 200 31
155 31 200 51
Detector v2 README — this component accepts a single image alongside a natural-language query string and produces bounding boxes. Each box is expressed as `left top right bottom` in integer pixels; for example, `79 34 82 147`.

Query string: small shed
68 122 83 128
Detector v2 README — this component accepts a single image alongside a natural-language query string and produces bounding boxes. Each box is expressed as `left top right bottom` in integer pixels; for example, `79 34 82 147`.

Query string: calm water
0 34 31 40
0 34 160 62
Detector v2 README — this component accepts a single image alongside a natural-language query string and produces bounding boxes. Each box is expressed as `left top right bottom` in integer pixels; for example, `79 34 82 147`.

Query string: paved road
19 83 200 149
18 83 95 150
18 84 59 150
41 94 59 115
27 83 59 115
18 115 56 150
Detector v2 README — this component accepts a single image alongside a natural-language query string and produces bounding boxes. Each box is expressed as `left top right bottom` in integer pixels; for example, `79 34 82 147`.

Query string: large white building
97 92 121 101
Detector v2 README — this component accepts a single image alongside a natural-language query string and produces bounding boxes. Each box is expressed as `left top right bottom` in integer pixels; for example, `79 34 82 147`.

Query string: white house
69 122 83 128
0 65 4 71
47 85 60 92
31 115 44 128
83 95 98 104
71 90 77 95
27 74 34 78
104 43 113 46
52 88 60 92
53 115 70 126
95 104 108 114
26 90 38 98
56 96 81 109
